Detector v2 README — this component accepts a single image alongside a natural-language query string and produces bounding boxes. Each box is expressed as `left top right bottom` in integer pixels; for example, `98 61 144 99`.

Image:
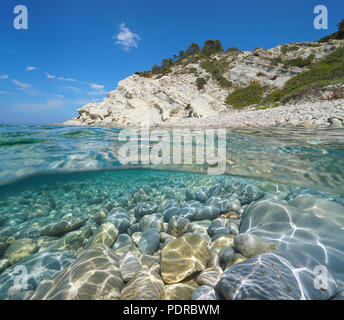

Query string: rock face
30 245 124 300
161 234 210 284
62 40 344 127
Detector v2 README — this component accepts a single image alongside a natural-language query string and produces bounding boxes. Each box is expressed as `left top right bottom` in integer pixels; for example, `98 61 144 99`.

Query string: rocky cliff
62 40 344 127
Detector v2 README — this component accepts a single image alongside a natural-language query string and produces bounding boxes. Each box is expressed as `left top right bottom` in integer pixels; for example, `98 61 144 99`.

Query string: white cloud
26 66 37 72
0 90 9 94
114 23 141 51
64 86 80 93
12 79 32 88
45 73 56 79
90 83 104 90
0 75 9 79
88 89 107 96
57 76 77 82
56 94 64 99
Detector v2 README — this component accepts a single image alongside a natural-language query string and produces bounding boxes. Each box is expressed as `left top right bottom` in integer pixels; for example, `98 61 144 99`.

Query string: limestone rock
192 285 221 300
85 222 119 248
138 228 160 255
0 250 76 300
119 252 142 283
161 234 210 284
4 238 38 265
120 268 165 300
234 234 277 258
215 250 339 300
164 280 199 300
31 245 124 300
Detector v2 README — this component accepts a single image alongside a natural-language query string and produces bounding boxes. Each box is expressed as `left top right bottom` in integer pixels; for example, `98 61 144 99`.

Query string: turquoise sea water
0 124 344 300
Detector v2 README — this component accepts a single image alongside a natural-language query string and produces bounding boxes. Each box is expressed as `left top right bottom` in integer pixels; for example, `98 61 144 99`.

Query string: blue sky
0 0 343 124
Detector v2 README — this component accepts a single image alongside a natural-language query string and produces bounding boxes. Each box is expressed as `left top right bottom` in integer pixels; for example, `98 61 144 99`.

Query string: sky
0 0 343 124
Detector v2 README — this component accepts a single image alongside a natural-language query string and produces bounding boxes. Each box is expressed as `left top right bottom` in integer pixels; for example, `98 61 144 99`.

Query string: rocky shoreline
62 99 344 128
60 40 344 129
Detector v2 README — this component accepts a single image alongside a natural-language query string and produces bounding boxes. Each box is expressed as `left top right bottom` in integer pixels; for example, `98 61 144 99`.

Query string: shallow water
0 125 344 300
1 125 344 194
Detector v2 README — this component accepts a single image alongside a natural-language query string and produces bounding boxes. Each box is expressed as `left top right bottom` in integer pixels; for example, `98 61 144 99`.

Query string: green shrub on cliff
196 77 207 90
265 46 344 104
225 82 264 109
283 55 315 68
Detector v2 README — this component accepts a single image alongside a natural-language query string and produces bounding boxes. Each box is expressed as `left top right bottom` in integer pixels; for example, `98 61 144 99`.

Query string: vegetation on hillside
264 46 344 105
135 40 226 78
283 55 315 68
225 82 264 109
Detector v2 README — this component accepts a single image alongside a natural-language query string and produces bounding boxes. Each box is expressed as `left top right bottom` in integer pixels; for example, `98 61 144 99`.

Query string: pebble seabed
0 169 344 300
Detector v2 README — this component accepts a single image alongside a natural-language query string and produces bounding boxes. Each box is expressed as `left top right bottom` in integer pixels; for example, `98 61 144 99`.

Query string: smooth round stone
208 218 229 236
160 232 175 242
219 246 235 268
42 225 91 253
41 217 86 237
0 259 10 273
228 198 242 214
206 197 233 214
119 252 143 282
212 228 231 240
127 223 140 236
209 235 235 267
185 205 220 221
120 268 165 300
167 216 191 237
289 194 344 227
209 180 264 205
134 202 158 220
232 253 246 265
85 222 119 248
131 232 142 245
192 285 221 300
161 234 210 284
186 189 195 201
112 233 133 250
164 280 199 300
234 234 276 259
138 229 160 255
196 266 223 288
113 243 139 260
140 254 160 274
0 250 76 300
4 238 38 265
105 208 131 233
195 188 210 203
31 245 124 300
229 222 239 235
139 213 164 232
163 201 181 222
94 208 108 224
215 250 339 300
